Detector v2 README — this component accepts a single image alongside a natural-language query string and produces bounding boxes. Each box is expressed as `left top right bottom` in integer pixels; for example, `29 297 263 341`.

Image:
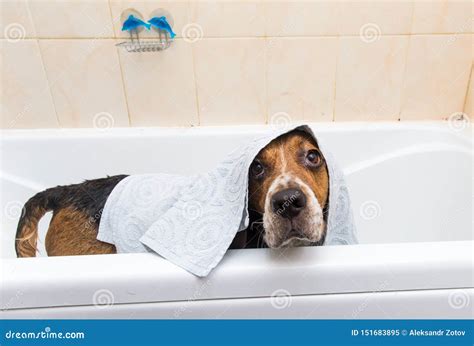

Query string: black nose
271 188 306 219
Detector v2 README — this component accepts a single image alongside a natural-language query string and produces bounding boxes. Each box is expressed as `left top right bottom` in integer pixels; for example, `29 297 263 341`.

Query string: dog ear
228 230 247 249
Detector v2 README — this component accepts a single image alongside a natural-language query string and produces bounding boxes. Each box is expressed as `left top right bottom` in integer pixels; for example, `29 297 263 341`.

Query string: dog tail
15 187 63 257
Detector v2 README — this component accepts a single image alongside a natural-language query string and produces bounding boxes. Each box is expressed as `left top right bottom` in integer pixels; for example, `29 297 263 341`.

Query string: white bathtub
1 122 472 319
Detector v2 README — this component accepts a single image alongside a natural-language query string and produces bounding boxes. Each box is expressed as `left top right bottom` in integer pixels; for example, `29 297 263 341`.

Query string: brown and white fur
246 130 329 248
15 129 329 257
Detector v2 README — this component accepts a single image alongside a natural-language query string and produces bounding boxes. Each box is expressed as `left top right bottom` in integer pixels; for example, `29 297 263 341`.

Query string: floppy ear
294 125 319 145
228 230 247 249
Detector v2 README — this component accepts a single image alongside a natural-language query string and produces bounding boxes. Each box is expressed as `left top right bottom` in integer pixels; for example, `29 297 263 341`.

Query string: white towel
97 125 357 276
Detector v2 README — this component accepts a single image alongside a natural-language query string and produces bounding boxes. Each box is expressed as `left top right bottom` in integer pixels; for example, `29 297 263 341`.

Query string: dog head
247 130 329 248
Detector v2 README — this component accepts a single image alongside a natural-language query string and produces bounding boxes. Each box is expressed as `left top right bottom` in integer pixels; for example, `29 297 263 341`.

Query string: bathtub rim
1 240 472 311
0 121 471 142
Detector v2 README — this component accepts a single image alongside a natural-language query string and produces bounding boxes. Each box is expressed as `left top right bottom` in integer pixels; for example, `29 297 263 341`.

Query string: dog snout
271 188 306 219
287 228 306 238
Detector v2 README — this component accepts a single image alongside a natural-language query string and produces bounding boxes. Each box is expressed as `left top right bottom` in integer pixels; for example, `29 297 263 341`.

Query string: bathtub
1 122 472 319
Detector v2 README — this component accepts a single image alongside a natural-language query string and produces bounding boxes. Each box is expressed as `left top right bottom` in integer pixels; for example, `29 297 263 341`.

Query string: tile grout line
263 38 268 124
26 0 61 128
114 41 132 127
330 4 343 123
263 2 268 124
331 36 340 122
2 32 474 41
107 0 132 127
187 0 201 126
398 1 417 122
190 43 201 126
397 36 412 122
34 40 61 127
461 63 473 115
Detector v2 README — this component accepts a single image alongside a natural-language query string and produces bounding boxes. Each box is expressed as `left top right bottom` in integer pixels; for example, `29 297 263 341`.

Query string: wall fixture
116 8 174 53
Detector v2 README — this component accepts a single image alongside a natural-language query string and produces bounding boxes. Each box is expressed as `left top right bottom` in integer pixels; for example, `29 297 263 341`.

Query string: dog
15 129 329 257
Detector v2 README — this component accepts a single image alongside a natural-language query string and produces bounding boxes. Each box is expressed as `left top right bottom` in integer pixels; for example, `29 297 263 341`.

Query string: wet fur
247 130 329 248
15 176 126 257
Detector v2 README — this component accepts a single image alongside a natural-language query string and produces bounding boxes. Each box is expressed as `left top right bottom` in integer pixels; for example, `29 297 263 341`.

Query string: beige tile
193 38 265 125
110 0 189 39
39 39 129 127
119 39 197 127
338 1 414 36
401 35 472 120
0 0 36 39
265 1 340 36
189 0 265 37
0 40 58 128
28 0 113 38
266 37 338 122
463 65 473 118
335 36 409 121
412 0 471 34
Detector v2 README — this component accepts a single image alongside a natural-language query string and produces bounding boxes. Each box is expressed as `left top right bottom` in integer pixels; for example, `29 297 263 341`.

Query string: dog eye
305 149 322 167
250 161 265 178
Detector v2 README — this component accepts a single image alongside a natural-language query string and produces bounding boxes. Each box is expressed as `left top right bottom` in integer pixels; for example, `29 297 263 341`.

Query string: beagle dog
15 129 329 257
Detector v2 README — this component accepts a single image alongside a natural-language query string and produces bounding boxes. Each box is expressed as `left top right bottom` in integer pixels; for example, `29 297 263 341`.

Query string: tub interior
1 122 472 258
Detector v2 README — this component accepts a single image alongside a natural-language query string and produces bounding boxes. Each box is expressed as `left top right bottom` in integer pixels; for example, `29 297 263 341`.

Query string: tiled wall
1 0 472 129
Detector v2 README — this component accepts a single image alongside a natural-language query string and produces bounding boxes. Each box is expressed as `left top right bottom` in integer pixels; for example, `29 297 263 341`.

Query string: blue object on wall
148 16 176 38
121 14 151 31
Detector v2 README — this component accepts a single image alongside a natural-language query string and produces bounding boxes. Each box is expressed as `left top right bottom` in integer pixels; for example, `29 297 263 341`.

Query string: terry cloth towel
97 125 357 277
